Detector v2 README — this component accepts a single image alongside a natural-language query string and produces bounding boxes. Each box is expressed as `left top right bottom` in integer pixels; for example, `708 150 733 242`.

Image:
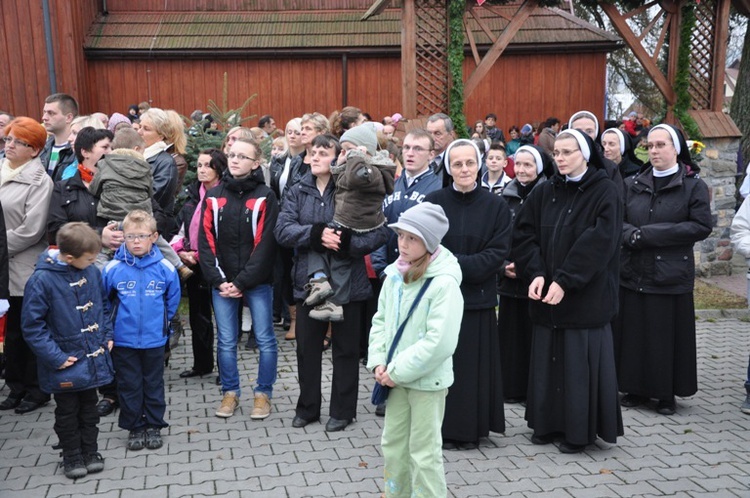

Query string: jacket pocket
653 253 692 287
52 357 93 391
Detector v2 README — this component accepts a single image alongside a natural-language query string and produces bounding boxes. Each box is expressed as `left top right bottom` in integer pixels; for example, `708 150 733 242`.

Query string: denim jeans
213 284 278 398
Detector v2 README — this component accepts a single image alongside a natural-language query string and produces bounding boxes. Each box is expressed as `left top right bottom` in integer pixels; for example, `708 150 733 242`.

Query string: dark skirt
525 324 623 445
613 287 697 399
498 295 533 400
442 308 505 443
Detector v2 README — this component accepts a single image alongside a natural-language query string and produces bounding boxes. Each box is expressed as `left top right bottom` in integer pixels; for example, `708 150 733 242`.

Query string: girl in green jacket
367 202 464 498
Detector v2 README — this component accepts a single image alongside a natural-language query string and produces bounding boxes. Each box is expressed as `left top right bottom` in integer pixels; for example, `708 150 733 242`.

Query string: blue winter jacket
102 244 181 349
22 250 115 394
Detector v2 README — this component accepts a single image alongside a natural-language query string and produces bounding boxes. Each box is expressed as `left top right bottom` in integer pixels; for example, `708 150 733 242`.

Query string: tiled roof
84 7 621 56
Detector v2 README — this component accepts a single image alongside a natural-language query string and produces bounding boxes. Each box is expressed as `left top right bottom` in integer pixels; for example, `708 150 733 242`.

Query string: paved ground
1 318 750 497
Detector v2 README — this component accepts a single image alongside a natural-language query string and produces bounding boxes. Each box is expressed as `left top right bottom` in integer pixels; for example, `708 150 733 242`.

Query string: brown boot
284 305 296 340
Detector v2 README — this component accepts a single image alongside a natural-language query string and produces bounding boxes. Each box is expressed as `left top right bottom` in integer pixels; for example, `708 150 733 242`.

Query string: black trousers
5 296 49 403
295 301 363 421
186 267 214 373
112 346 168 431
54 388 100 456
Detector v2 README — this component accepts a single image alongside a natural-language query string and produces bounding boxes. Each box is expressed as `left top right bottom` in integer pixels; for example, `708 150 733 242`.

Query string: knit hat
340 122 378 156
388 202 449 254
108 112 131 132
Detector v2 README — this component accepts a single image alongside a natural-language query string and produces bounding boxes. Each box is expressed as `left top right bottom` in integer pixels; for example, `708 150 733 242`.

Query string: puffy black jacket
198 168 279 291
512 167 621 328
269 151 306 203
274 171 388 303
620 163 712 294
147 150 179 216
47 172 99 244
425 185 512 310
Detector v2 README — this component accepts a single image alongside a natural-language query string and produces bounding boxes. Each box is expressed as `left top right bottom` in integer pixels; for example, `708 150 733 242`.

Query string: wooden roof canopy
83 6 621 59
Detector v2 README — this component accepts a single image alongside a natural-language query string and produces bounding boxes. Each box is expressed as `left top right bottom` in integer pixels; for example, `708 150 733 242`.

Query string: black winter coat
620 163 712 294
198 168 279 291
147 150 179 216
0 202 8 299
174 180 202 251
512 167 621 328
425 185 512 309
47 172 99 244
269 151 306 203
274 171 388 303
40 137 76 182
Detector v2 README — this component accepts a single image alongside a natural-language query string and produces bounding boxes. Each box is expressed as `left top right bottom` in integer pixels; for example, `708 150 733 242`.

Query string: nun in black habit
425 139 512 450
497 145 552 402
614 124 712 416
600 127 643 179
512 129 624 453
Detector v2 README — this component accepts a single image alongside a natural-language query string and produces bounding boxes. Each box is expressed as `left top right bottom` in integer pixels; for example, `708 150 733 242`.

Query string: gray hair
427 113 454 133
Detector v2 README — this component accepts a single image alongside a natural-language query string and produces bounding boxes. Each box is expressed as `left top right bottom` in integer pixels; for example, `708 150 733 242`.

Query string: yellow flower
690 140 706 154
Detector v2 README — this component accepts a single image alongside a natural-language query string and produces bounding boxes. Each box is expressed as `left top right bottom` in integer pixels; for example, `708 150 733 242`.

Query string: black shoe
292 416 318 428
375 403 386 417
245 335 258 350
504 397 526 404
180 369 209 379
442 439 458 450
215 376 221 386
15 398 48 414
0 394 23 410
62 453 87 479
620 393 649 408
83 452 105 473
458 441 479 450
127 429 146 451
145 427 163 449
656 398 676 415
531 433 555 445
325 417 352 432
559 441 586 454
97 398 118 417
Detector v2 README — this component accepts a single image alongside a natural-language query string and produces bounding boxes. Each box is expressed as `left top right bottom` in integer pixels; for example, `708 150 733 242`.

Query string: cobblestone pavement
1 318 750 497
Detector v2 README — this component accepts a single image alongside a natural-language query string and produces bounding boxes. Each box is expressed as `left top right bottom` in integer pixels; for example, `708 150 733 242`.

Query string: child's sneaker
216 391 239 418
250 393 272 420
127 429 146 451
83 452 105 473
62 453 87 479
145 427 163 449
304 277 334 306
309 301 344 322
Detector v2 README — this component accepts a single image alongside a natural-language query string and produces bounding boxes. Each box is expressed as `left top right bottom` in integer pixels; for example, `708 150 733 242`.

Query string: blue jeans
212 284 278 398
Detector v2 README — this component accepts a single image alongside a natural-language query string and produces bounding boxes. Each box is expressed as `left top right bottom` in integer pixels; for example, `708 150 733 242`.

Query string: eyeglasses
646 142 670 150
402 145 428 153
450 160 478 170
227 152 258 162
3 136 32 148
123 233 154 241
553 149 580 158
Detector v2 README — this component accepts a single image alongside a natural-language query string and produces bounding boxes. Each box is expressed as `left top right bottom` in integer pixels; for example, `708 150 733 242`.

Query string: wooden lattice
415 0 449 116
689 0 717 110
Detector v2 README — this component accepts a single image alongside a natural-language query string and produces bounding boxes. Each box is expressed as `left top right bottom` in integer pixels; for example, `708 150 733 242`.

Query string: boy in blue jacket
22 222 115 479
102 209 180 452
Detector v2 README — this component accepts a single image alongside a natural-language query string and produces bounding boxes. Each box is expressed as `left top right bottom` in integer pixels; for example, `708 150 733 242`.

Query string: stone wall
695 136 740 277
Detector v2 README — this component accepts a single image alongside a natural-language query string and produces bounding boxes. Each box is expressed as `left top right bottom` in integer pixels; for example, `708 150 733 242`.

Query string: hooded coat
88 153 154 221
22 250 114 393
367 247 464 391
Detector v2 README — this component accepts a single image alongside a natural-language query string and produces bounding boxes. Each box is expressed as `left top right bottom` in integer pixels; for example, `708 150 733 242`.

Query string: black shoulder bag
370 277 434 405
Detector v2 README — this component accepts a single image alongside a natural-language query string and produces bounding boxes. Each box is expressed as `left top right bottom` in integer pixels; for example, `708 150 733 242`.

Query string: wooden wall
0 0 98 118
85 52 606 131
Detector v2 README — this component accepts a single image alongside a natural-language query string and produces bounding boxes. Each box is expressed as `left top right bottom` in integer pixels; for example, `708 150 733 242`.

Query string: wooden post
463 0 538 99
402 0 417 118
712 0 730 111
600 2 677 106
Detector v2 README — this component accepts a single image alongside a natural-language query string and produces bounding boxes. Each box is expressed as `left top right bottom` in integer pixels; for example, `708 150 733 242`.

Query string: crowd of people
0 95 730 496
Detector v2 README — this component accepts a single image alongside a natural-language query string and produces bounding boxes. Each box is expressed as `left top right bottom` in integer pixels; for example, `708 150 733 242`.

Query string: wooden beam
638 8 664 42
469 7 497 44
464 18 481 66
624 0 659 19
402 0 416 118
600 2 676 105
665 5 681 123
712 0 730 111
463 0 538 99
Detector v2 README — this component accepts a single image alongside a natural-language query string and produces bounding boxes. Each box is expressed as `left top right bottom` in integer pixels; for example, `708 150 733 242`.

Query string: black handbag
370 277 434 405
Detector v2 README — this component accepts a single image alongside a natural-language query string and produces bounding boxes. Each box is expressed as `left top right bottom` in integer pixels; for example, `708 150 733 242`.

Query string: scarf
187 182 213 253
0 158 30 186
143 141 169 160
395 247 441 277
78 163 95 183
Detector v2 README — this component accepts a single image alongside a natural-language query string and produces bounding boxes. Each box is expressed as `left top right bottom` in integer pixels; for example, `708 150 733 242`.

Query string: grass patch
693 280 747 309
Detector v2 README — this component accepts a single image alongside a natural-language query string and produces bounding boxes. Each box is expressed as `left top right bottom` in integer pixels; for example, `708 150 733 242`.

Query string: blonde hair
139 108 170 141
71 115 105 131
110 148 145 161
301 112 330 134
164 110 187 155
122 209 157 233
404 252 431 284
